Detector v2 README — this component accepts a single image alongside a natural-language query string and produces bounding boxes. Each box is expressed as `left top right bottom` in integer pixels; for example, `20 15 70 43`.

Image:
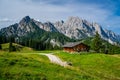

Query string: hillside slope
55 51 120 80
0 52 95 80
0 48 120 80
1 43 33 52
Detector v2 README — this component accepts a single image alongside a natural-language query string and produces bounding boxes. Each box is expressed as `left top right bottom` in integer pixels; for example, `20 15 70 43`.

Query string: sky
0 0 120 34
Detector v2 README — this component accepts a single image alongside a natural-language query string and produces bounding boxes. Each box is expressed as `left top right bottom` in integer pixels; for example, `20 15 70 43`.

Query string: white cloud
0 0 110 22
0 18 14 22
0 0 120 34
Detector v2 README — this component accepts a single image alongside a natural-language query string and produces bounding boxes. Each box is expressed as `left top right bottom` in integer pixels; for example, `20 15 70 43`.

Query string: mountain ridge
53 16 120 44
0 16 74 48
0 16 120 45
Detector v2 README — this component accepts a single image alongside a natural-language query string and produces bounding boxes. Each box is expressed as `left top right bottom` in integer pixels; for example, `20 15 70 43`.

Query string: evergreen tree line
0 35 61 51
92 32 120 54
19 39 61 50
0 33 120 53
0 35 10 50
19 39 60 50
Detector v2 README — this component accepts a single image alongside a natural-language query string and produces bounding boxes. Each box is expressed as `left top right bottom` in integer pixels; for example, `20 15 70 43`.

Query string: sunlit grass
0 51 95 80
55 51 120 80
0 43 120 80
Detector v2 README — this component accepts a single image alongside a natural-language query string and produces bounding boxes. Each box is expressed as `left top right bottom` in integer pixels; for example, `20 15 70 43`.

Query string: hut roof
63 42 82 47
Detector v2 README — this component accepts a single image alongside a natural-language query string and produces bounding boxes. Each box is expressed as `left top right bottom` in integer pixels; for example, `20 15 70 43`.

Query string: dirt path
43 54 68 67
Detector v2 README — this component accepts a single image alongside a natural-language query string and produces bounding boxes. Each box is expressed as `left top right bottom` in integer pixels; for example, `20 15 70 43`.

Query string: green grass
0 43 120 80
0 44 94 80
0 52 95 80
1 43 34 53
55 51 120 80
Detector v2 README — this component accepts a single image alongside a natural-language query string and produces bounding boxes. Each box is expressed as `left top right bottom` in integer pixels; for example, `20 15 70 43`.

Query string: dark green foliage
0 35 2 49
92 32 102 53
9 42 12 52
54 45 62 50
0 35 7 43
16 31 74 50
9 42 16 52
9 37 16 52
100 44 106 53
107 44 120 54
82 36 120 54
81 37 93 49
0 44 2 50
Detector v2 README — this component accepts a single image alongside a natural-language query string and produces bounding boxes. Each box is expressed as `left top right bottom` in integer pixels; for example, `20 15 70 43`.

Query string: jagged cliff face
0 16 120 44
54 16 120 44
0 23 18 37
17 16 41 36
0 16 42 37
54 17 95 39
0 16 72 46
33 20 58 32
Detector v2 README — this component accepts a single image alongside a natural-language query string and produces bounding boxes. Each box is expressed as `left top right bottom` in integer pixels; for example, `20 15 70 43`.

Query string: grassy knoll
0 44 95 80
0 51 96 80
55 51 120 80
1 43 34 53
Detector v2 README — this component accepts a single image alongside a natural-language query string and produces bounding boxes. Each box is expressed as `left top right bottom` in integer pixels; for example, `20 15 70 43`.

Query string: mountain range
0 16 120 46
54 16 120 44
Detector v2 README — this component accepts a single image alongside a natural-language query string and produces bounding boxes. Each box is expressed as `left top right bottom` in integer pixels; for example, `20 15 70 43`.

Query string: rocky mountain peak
54 16 120 43
54 20 64 27
67 16 81 21
43 22 58 32
22 16 30 22
19 16 31 25
66 16 82 24
61 20 64 23
63 16 83 30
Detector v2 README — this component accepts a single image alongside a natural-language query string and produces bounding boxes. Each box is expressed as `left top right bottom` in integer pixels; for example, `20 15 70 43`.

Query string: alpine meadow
0 0 120 80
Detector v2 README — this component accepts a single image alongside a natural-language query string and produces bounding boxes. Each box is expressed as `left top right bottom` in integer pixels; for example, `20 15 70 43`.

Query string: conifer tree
9 36 15 52
92 32 102 53
9 41 13 52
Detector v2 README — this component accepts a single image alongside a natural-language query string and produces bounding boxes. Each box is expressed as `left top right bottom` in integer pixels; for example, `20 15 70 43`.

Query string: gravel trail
44 54 68 67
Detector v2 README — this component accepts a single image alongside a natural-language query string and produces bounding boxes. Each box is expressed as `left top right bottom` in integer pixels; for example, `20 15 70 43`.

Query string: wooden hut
63 42 90 52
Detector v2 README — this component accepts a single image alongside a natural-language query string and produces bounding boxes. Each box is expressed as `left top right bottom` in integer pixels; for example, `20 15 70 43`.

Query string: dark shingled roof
63 42 82 47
